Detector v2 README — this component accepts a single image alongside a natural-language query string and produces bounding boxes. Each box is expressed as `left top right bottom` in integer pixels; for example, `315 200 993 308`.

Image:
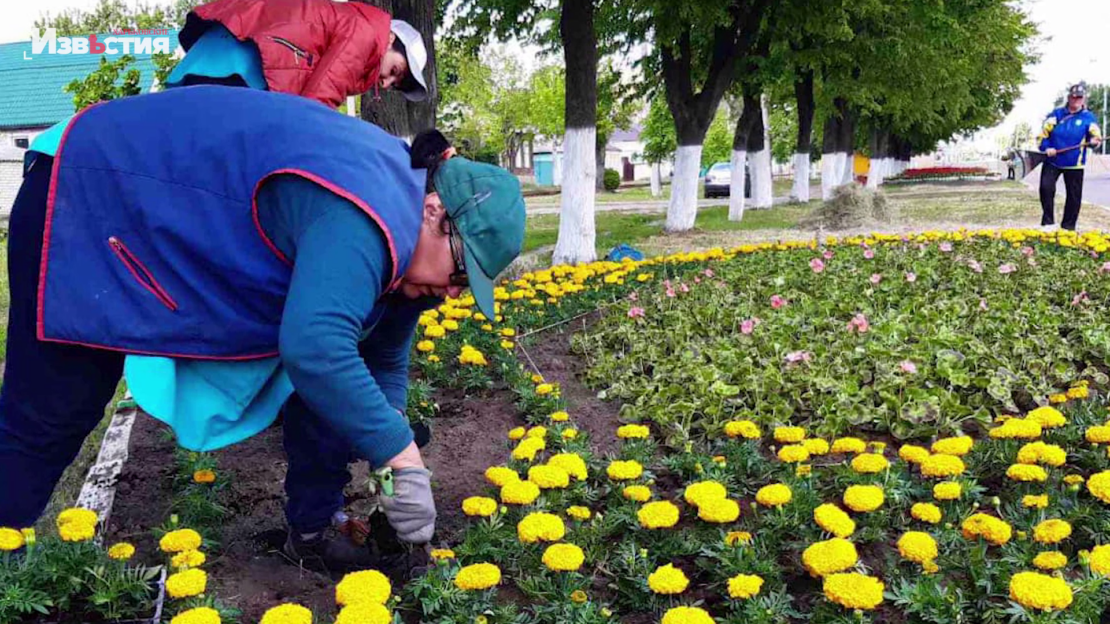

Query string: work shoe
282 526 377 575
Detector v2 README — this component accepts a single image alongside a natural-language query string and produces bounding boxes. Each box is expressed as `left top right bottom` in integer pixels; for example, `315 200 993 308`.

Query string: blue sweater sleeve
259 176 415 467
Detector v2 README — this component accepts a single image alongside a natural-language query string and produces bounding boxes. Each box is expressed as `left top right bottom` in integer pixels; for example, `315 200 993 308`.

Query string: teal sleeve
166 23 267 90
259 176 415 467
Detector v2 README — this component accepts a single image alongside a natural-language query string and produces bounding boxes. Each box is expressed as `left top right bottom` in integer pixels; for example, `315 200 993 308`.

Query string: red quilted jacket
180 0 391 108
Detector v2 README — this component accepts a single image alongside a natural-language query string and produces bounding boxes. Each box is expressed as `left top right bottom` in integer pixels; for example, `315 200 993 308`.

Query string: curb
76 392 139 526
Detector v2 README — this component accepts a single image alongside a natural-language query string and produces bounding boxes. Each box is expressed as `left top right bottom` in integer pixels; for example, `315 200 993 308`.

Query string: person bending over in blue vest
0 85 525 576
1038 81 1103 231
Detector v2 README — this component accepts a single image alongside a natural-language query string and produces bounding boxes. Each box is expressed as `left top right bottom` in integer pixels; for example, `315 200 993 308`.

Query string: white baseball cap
390 20 429 102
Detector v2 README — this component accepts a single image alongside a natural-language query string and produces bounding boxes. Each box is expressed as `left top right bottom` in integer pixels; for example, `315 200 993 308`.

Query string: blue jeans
0 155 351 533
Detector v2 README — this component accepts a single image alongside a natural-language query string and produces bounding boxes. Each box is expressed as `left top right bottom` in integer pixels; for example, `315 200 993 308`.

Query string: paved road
1084 172 1110 208
525 194 799 215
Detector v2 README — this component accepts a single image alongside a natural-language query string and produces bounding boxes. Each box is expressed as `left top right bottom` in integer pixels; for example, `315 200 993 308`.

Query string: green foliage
603 169 621 192
641 94 677 164
64 55 142 111
701 108 733 169
35 0 198 36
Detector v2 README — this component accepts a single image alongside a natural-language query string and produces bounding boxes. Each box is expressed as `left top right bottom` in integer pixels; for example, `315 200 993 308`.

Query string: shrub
604 169 621 192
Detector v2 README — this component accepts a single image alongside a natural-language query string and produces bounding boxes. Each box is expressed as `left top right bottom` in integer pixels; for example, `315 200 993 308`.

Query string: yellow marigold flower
550 411 570 422
1007 464 1048 483
843 485 884 512
462 496 498 517
423 324 446 338
931 436 974 456
1049 393 1068 404
566 506 591 521
547 453 587 481
1009 571 1072 611
933 482 962 501
192 469 216 484
59 520 96 542
777 444 810 463
335 604 391 624
698 498 740 523
796 464 813 477
430 548 455 561
802 538 859 577
166 568 208 599
1026 406 1066 429
684 481 727 507
570 589 588 603
415 340 435 353
456 563 502 590
755 484 793 507
441 319 460 331
57 507 97 531
617 424 650 439
335 569 391 606
170 607 221 624
990 418 1043 440
831 437 867 454
728 574 764 600
920 454 966 478
802 438 830 455
427 355 440 363
962 513 1013 545
1068 385 1089 399
606 460 643 481
897 531 938 564
911 503 942 524
535 383 554 396
500 328 516 337
526 426 547 439
661 606 714 624
561 428 578 440
1090 545 1110 575
647 563 689 595
823 573 884 610
542 543 585 572
774 427 806 443
1017 442 1067 467
1022 494 1049 509
511 437 546 462
508 427 526 441
1089 471 1110 503
814 504 855 538
517 512 566 544
1065 474 1085 486
0 528 25 551
724 420 761 439
458 345 487 366
637 501 680 529
1087 426 1110 443
171 549 206 569
500 480 540 505
528 465 570 489
1033 551 1068 571
485 466 520 487
259 604 312 624
1033 519 1072 545
623 485 652 502
531 374 544 384
850 453 890 474
899 445 930 464
725 531 753 546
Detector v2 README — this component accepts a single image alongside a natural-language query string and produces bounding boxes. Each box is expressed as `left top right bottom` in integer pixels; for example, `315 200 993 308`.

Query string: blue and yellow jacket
1039 106 1102 169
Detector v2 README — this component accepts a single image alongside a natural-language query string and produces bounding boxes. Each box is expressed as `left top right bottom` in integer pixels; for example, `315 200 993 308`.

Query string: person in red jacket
171 0 429 106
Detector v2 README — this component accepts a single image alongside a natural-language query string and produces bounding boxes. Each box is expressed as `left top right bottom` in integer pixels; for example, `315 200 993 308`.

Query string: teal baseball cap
433 157 526 317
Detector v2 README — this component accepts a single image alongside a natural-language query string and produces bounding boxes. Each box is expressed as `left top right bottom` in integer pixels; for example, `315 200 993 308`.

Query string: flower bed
886 166 996 183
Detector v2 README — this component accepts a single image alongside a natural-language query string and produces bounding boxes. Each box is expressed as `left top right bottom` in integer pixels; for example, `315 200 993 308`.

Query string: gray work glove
380 467 437 544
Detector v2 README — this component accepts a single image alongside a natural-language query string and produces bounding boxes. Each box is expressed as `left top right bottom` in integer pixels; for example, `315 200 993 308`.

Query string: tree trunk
357 0 436 139
595 135 607 192
729 93 760 221
749 94 773 209
821 97 845 200
838 100 857 186
650 162 662 197
791 69 814 203
551 0 598 265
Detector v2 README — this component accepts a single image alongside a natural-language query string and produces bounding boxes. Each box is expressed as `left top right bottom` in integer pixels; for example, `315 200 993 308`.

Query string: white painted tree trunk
750 148 773 208
552 127 597 265
650 162 662 197
665 145 703 232
866 157 882 189
729 149 747 221
840 152 855 185
821 153 840 200
791 153 810 202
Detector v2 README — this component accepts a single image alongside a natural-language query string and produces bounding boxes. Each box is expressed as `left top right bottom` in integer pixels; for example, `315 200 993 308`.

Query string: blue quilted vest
38 85 424 359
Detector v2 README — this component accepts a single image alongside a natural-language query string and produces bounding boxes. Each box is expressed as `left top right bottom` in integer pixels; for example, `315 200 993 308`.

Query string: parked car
703 161 751 198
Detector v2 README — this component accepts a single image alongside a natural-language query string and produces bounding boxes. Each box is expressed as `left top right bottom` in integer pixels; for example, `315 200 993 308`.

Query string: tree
65 56 142 111
359 0 438 138
641 93 677 197
594 65 638 191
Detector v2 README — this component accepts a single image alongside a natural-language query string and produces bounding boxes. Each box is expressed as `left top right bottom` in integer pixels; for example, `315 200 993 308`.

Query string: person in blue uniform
1038 82 1103 230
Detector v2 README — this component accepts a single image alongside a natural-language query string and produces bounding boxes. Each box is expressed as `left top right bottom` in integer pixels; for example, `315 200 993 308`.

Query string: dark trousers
0 155 351 533
1040 163 1085 230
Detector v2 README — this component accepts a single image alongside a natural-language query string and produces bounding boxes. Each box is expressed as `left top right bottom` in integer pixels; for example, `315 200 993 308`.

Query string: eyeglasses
444 219 469 287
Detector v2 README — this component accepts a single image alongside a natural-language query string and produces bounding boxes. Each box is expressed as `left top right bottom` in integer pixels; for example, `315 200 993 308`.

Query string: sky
1 0 1106 145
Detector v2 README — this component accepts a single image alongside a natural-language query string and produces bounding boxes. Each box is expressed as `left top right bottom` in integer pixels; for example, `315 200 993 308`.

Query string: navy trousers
0 155 356 533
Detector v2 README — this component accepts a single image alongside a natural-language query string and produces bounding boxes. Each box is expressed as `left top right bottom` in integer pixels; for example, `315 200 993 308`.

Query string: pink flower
869 273 882 285
663 279 672 289
939 242 954 253
666 288 676 298
694 277 702 284
704 268 715 278
968 260 983 274
997 263 1016 275
979 298 989 311
863 249 875 259
846 313 870 333
628 307 645 319
1100 262 1110 274
905 272 917 283
785 351 812 364
740 318 760 335
680 283 690 293
810 258 825 273
899 360 917 374
628 292 638 301
1072 291 1090 307
770 295 787 309
823 250 835 260
1021 246 1035 257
